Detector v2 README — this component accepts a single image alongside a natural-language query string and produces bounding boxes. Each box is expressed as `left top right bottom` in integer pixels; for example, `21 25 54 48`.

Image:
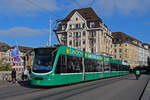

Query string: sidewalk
0 80 29 88
141 75 150 100
0 80 15 88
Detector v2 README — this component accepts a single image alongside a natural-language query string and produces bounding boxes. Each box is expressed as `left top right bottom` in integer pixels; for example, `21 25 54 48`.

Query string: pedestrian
23 67 29 81
11 68 17 83
134 69 140 80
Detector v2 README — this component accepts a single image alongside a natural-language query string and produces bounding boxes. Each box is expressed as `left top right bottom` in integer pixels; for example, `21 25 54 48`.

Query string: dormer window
90 22 95 28
62 25 66 30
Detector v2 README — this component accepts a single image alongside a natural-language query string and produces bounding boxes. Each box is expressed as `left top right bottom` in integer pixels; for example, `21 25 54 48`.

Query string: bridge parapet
0 71 23 81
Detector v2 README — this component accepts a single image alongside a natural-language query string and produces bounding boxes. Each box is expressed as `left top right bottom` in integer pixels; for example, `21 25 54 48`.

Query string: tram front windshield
33 48 57 73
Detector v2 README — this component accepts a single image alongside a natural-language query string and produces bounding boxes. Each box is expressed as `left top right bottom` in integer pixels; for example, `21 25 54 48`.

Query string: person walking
23 68 29 81
135 69 140 80
11 68 17 83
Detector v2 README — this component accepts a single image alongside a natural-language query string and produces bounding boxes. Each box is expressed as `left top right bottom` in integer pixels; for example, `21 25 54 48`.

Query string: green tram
31 46 129 86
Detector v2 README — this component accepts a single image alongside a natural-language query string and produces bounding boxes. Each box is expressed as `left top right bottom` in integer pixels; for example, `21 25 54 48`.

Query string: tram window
55 55 83 73
67 56 82 73
110 63 118 71
95 61 103 72
119 64 124 71
85 59 93 72
55 55 67 73
85 59 103 72
104 62 110 71
119 65 123 71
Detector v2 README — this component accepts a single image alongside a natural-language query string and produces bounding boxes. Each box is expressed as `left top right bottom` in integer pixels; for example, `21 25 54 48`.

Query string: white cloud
93 0 115 16
115 0 150 15
0 0 59 16
70 0 150 16
0 27 48 37
0 0 150 17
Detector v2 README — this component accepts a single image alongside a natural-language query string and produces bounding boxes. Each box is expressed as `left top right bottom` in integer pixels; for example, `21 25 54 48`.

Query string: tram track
1 75 130 100
33 75 130 100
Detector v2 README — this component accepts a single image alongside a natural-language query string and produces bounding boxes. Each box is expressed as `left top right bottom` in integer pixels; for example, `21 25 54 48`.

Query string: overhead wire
88 0 96 7
74 0 82 8
25 0 61 19
25 0 51 12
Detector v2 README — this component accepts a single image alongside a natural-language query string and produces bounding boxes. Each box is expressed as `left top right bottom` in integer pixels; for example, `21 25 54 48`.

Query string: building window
76 24 79 29
120 55 122 58
69 41 72 45
75 32 78 38
111 45 112 48
62 25 66 30
69 24 72 29
119 49 122 52
76 42 78 46
90 22 95 28
83 31 86 36
119 44 121 47
69 33 72 37
82 23 85 28
90 31 96 37
83 40 85 45
79 24 81 28
76 18 78 21
114 49 117 53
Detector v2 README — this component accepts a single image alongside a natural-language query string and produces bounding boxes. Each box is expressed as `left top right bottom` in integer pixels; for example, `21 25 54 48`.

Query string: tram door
104 62 110 77
67 56 83 83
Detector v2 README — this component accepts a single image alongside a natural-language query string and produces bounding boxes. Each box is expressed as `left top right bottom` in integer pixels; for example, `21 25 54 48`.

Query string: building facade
112 32 139 69
54 8 113 56
0 42 10 61
5 49 25 71
142 44 149 66
0 42 33 71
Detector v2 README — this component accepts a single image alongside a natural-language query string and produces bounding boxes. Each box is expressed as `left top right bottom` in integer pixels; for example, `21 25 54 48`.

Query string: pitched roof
0 42 10 52
112 32 139 42
57 7 103 30
11 46 33 53
64 7 102 22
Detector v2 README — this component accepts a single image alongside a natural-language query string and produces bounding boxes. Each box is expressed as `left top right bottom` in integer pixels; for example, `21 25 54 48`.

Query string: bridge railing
0 71 23 81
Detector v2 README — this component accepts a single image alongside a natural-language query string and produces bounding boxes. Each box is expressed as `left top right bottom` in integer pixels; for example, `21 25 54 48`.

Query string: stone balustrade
0 71 23 81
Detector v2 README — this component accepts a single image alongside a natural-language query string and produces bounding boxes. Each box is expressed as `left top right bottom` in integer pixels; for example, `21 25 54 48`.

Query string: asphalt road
0 74 149 100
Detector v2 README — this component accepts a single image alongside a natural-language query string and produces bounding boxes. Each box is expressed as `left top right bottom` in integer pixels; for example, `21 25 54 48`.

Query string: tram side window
67 56 82 73
55 55 67 73
55 55 83 73
85 59 93 72
123 65 129 71
85 59 103 72
110 63 118 71
104 62 110 71
119 65 123 71
95 61 103 72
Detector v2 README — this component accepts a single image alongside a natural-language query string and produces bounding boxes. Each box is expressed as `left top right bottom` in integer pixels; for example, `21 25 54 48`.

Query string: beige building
0 42 10 61
112 32 139 69
54 8 113 56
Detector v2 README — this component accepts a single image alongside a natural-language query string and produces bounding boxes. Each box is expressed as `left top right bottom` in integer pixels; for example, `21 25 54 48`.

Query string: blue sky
0 0 150 47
